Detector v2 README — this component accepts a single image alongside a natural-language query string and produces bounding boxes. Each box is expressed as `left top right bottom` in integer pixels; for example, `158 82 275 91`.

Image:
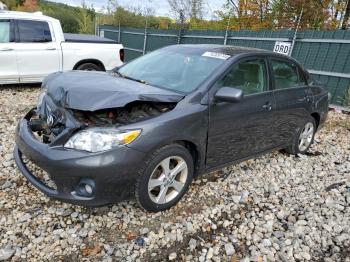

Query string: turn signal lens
121 130 141 145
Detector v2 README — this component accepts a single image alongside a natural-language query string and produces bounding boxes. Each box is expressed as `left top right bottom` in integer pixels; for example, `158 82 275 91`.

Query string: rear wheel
286 118 316 155
135 144 194 212
76 62 103 71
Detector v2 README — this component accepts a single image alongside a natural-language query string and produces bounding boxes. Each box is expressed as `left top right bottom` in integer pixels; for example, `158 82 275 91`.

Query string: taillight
119 49 125 62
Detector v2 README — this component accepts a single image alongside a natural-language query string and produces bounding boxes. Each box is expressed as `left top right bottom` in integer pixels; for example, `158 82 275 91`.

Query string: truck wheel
135 144 194 212
76 63 103 71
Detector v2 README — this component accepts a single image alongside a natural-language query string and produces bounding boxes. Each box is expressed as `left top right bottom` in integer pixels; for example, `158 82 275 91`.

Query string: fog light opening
75 179 95 197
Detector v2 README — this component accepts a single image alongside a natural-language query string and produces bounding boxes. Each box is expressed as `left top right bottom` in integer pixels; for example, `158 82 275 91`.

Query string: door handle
46 47 56 50
262 102 272 111
297 96 310 102
0 48 14 51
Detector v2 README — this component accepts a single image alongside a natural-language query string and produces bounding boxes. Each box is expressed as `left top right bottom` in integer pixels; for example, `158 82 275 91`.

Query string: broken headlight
64 128 141 153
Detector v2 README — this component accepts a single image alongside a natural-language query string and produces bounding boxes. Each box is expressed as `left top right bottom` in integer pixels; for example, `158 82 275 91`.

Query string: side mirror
214 87 244 103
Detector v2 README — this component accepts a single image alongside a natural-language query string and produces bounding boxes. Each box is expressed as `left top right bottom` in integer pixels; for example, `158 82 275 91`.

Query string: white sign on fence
100 30 105 38
273 41 292 55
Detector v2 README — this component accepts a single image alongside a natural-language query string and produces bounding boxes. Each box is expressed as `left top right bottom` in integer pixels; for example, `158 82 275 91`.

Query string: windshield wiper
114 71 147 84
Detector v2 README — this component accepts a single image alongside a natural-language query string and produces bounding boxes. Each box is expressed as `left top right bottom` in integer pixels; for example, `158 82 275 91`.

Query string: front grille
22 156 57 191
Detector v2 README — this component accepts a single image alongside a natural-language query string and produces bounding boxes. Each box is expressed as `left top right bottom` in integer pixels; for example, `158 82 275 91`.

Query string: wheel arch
311 112 320 129
73 59 106 71
172 140 202 177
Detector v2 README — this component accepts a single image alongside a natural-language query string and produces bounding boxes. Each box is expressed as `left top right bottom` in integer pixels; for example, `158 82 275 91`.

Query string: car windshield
117 47 226 93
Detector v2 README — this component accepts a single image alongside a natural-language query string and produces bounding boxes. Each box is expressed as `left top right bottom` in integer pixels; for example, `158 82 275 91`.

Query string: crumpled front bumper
14 116 146 207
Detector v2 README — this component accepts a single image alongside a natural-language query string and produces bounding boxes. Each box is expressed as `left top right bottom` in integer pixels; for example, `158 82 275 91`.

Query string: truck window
17 20 52 43
0 20 10 43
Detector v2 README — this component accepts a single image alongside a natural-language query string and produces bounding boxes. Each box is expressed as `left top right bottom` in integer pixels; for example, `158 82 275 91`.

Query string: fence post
177 10 185 44
143 20 148 55
94 16 97 35
289 5 304 56
224 16 231 45
177 28 182 44
118 21 121 43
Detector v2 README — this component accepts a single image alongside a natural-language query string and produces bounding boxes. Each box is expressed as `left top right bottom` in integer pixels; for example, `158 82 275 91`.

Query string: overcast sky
47 0 225 19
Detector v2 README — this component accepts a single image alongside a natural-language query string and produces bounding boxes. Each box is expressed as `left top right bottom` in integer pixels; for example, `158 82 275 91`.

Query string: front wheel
286 118 316 155
135 144 194 212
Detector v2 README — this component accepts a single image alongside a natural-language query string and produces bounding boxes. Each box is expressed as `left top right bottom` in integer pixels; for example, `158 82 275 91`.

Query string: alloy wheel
298 122 314 151
148 156 188 204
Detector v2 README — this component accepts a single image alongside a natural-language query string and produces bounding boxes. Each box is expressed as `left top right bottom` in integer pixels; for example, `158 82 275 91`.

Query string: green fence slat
334 78 350 105
124 49 142 61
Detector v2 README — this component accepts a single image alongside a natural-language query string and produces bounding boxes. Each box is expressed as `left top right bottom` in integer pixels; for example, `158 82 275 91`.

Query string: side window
0 20 10 43
17 20 52 43
219 59 267 95
271 59 305 89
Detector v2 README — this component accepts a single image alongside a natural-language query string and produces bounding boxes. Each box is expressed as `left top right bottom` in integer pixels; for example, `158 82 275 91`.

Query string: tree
2 0 16 10
270 0 335 30
17 0 37 11
77 1 95 34
341 0 350 29
167 0 204 21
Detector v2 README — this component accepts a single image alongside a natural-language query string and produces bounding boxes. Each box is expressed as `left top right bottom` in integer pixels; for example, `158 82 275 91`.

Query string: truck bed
64 33 117 44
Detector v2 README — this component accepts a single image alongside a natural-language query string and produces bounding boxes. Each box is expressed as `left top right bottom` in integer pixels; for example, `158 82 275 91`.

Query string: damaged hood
43 71 185 111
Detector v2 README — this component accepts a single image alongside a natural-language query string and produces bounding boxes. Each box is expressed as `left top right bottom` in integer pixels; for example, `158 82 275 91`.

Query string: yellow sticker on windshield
202 52 231 60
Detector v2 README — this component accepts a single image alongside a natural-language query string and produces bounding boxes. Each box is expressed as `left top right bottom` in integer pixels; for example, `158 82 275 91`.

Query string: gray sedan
14 45 329 212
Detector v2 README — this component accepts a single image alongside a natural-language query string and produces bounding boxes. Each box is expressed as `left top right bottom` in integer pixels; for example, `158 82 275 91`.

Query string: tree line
2 0 350 33
3 0 97 33
168 0 350 30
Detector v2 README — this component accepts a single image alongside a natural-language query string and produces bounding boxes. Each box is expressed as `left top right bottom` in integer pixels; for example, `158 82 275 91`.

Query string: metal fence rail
98 25 350 106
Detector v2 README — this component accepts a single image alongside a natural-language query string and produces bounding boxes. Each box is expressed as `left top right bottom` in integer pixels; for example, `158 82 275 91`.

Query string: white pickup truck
0 11 124 84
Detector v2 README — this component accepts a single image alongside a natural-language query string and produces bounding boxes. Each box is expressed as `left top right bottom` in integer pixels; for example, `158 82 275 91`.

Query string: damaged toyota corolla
14 44 329 212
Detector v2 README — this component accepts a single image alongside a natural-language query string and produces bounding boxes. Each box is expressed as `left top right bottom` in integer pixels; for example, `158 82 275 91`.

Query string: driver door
206 57 279 168
0 19 18 84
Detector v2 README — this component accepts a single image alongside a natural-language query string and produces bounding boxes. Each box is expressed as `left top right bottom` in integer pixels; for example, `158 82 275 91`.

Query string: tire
135 144 194 212
76 62 103 71
285 117 316 155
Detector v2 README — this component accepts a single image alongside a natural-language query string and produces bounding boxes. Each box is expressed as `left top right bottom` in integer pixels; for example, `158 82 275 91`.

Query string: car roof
168 44 282 57
165 44 303 66
0 10 57 22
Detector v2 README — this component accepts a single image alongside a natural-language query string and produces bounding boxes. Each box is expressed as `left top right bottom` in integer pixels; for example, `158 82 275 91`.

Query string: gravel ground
0 87 349 262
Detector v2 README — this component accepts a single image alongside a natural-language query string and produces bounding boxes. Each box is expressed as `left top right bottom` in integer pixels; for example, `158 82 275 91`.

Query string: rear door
14 19 60 83
269 57 312 145
0 19 18 84
207 56 279 168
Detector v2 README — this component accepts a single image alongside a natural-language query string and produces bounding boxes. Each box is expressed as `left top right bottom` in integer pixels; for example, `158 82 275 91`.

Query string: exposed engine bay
72 101 176 127
27 101 176 144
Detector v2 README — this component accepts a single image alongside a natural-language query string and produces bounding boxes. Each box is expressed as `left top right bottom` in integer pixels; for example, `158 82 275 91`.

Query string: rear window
0 20 10 43
18 20 52 43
